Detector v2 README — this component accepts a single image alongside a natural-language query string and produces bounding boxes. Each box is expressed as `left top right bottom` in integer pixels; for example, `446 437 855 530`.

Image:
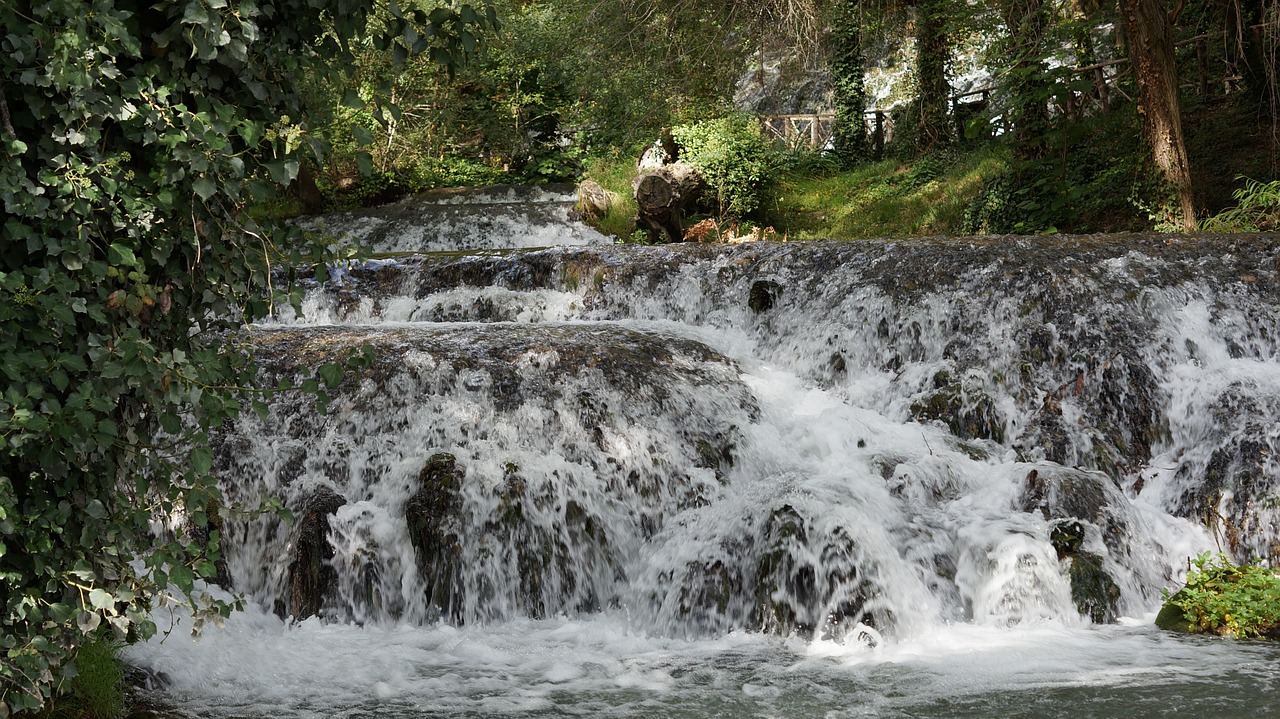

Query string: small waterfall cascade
122 192 1280 717
294 183 613 253
206 228 1280 647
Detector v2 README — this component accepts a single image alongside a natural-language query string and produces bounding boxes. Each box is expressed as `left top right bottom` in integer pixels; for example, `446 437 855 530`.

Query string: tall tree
832 0 871 166
1119 0 1197 229
1002 0 1052 157
913 0 953 149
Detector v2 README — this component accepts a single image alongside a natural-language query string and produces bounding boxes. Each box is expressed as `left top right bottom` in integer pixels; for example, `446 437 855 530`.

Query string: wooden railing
757 113 835 149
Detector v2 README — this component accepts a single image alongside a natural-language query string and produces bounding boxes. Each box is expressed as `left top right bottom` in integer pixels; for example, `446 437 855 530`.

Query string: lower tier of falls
131 234 1280 717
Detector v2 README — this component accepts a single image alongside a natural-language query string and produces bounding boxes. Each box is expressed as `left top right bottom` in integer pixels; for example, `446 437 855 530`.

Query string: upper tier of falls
294 183 613 253
212 229 1280 644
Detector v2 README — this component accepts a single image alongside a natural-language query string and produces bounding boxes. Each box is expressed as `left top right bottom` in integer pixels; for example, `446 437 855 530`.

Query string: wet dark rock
1021 467 1117 532
1170 384 1280 564
910 369 1005 443
252 324 755 417
1067 552 1121 624
284 486 346 620
751 506 877 639
1022 468 1127 623
748 280 783 313
1154 593 1195 633
753 505 813 635
678 556 745 627
405 453 466 622
691 429 739 481
475 465 617 620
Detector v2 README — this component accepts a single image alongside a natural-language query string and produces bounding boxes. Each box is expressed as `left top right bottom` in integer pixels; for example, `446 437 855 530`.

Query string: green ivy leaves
0 0 495 713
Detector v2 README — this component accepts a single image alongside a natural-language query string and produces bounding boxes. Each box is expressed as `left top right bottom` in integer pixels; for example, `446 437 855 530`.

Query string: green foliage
1162 553 1280 639
1202 177 1280 232
771 145 1007 239
672 115 777 219
580 154 640 240
830 0 870 168
961 105 1168 235
910 0 957 152
0 0 492 715
28 639 124 719
313 0 757 210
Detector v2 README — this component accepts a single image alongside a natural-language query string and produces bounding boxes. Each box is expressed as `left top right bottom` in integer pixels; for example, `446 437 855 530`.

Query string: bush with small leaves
1158 553 1280 639
672 115 778 220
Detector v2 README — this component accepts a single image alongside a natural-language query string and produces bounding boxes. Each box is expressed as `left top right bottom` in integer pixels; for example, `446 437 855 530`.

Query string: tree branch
0 80 16 139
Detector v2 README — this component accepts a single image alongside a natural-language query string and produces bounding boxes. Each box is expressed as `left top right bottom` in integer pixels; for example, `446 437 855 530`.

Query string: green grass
766 146 1009 240
24 639 126 719
580 154 641 241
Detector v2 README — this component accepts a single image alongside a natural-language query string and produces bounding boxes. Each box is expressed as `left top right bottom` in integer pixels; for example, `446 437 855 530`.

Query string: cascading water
128 199 1280 717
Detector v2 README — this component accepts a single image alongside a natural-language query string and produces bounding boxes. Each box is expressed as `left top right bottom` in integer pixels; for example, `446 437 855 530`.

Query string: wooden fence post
874 111 885 158
1093 66 1111 112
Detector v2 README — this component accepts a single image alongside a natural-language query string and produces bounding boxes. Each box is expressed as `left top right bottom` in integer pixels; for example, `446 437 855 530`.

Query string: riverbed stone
1022 468 1128 623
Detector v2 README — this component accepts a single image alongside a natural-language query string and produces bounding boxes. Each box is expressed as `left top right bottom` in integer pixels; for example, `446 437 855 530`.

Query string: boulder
909 368 1005 443
284 486 346 620
405 453 465 622
575 180 618 221
748 280 782 314
1020 467 1128 623
1154 593 1195 633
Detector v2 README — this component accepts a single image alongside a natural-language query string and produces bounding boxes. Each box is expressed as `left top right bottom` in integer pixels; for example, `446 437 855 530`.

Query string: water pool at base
128 607 1280 719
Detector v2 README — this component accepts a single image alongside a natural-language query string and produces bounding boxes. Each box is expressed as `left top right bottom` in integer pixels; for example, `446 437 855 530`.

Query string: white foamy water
132 597 1280 719
128 225 1280 716
295 185 614 253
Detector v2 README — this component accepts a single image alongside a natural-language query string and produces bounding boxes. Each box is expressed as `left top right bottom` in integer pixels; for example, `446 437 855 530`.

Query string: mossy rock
748 279 782 313
405 452 465 621
1154 593 1195 633
1068 552 1121 624
909 370 1005 443
284 486 347 620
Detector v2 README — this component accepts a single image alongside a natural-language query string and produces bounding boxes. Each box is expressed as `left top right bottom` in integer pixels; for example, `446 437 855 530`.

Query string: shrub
671 115 777 219
1202 176 1280 232
1159 552 1280 639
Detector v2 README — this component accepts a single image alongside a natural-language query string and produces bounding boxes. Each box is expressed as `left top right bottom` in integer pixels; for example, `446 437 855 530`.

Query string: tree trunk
914 0 953 149
1121 0 1197 230
1003 0 1052 158
831 0 869 167
632 163 704 243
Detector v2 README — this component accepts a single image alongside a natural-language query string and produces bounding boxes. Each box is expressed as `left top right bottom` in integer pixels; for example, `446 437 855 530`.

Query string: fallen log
632 163 703 243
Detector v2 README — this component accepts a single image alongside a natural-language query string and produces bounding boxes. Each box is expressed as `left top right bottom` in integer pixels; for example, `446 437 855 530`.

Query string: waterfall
129 199 1280 717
